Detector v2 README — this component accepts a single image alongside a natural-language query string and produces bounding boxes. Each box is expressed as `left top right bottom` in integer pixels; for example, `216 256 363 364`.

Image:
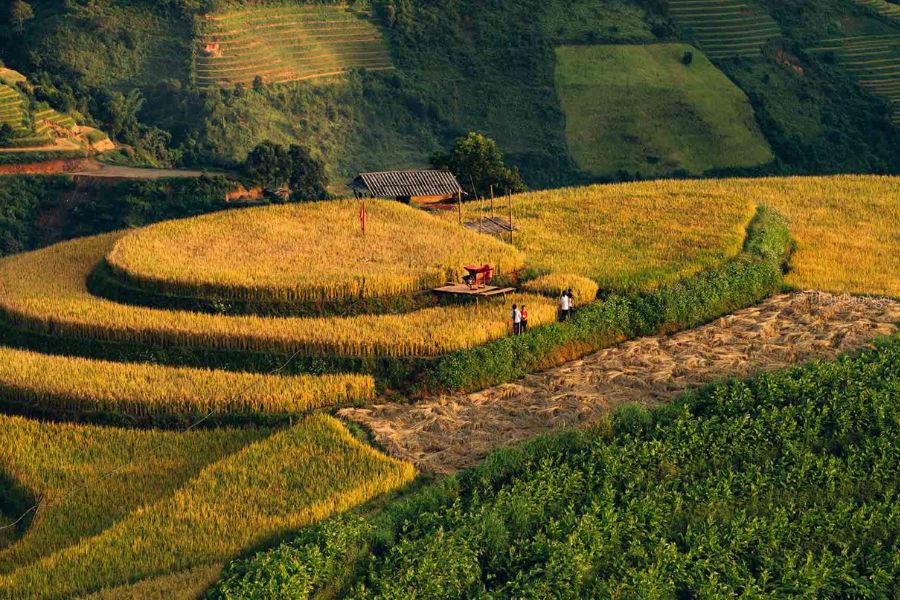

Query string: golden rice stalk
522 273 600 303
0 415 415 599
445 178 757 293
0 346 374 417
106 199 525 303
0 415 264 576
0 234 555 357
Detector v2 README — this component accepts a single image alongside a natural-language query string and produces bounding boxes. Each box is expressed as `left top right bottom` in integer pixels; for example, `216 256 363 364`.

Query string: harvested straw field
106 199 524 303
341 291 900 473
0 233 553 358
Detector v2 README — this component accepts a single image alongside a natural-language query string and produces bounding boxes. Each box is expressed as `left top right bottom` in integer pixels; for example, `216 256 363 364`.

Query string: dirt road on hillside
340 292 900 474
0 158 214 179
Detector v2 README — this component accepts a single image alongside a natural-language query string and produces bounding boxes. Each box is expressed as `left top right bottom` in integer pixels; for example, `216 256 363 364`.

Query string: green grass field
554 44 774 177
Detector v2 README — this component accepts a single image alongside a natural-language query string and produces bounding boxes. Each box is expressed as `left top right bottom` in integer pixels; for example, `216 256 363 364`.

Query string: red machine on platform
462 264 494 289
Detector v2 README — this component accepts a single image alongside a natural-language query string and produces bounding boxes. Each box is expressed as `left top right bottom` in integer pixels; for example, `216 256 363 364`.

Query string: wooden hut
350 170 464 204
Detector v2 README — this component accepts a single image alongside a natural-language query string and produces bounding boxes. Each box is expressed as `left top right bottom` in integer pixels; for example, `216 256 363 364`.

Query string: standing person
520 304 528 333
567 289 575 315
511 303 521 335
559 291 570 322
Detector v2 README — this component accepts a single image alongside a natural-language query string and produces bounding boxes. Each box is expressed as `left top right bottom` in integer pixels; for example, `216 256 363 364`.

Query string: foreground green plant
213 334 900 598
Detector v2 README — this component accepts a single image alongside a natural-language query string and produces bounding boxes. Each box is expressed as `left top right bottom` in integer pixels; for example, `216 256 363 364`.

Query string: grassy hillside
555 43 773 178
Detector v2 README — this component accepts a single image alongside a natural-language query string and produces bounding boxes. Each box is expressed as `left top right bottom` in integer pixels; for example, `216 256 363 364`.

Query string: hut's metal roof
351 170 463 198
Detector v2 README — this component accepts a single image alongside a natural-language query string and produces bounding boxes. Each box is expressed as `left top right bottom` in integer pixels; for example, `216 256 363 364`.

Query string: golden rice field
0 233 554 358
107 200 524 303
79 564 223 600
455 180 757 293
742 176 899 298
0 346 373 418
459 175 898 298
0 414 415 599
521 272 600 303
0 416 264 576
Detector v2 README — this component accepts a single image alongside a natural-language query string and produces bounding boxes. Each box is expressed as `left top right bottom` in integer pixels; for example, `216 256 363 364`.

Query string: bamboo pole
469 176 481 233
490 184 495 221
508 191 513 244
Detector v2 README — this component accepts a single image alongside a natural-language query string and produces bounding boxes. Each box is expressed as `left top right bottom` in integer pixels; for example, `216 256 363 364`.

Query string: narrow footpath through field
340 291 900 473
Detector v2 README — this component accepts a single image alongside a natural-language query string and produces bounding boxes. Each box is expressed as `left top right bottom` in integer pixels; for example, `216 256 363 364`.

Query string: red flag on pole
359 200 367 234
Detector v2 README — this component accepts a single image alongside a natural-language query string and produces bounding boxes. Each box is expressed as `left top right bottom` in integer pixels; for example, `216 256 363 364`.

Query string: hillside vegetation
1 0 897 180
0 69 111 160
554 43 773 178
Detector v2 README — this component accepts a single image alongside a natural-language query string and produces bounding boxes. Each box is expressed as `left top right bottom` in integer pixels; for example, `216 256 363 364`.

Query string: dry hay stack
340 291 900 473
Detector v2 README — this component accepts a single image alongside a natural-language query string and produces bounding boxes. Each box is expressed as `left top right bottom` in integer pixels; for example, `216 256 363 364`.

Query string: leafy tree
0 124 15 145
287 145 328 201
104 89 145 142
9 1 34 34
431 132 526 199
244 141 289 188
243 142 328 201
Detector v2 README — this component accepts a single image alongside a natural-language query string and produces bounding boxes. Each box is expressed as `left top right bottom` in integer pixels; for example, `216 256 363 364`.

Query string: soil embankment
340 291 900 473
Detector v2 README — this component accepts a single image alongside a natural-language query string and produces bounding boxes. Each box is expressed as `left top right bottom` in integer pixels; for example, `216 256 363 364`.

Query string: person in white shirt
559 292 570 321
511 303 522 335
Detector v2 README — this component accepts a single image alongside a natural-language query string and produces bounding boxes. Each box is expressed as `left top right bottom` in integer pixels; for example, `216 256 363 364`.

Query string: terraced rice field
0 85 26 131
667 0 782 59
0 415 415 599
813 33 900 125
195 5 393 89
853 0 900 23
0 75 103 152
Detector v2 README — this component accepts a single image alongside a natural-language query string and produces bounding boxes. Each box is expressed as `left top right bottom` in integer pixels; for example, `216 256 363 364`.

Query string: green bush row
211 332 900 599
423 204 791 393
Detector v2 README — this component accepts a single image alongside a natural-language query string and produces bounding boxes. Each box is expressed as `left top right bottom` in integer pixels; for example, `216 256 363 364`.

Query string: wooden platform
463 217 517 235
432 284 516 298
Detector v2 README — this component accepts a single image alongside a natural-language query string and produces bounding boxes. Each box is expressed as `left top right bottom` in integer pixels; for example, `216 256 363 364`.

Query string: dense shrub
0 175 232 258
212 334 900 598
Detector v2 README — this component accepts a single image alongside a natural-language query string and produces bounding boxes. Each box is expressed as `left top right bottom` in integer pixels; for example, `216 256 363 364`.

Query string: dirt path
0 159 215 179
340 292 900 474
